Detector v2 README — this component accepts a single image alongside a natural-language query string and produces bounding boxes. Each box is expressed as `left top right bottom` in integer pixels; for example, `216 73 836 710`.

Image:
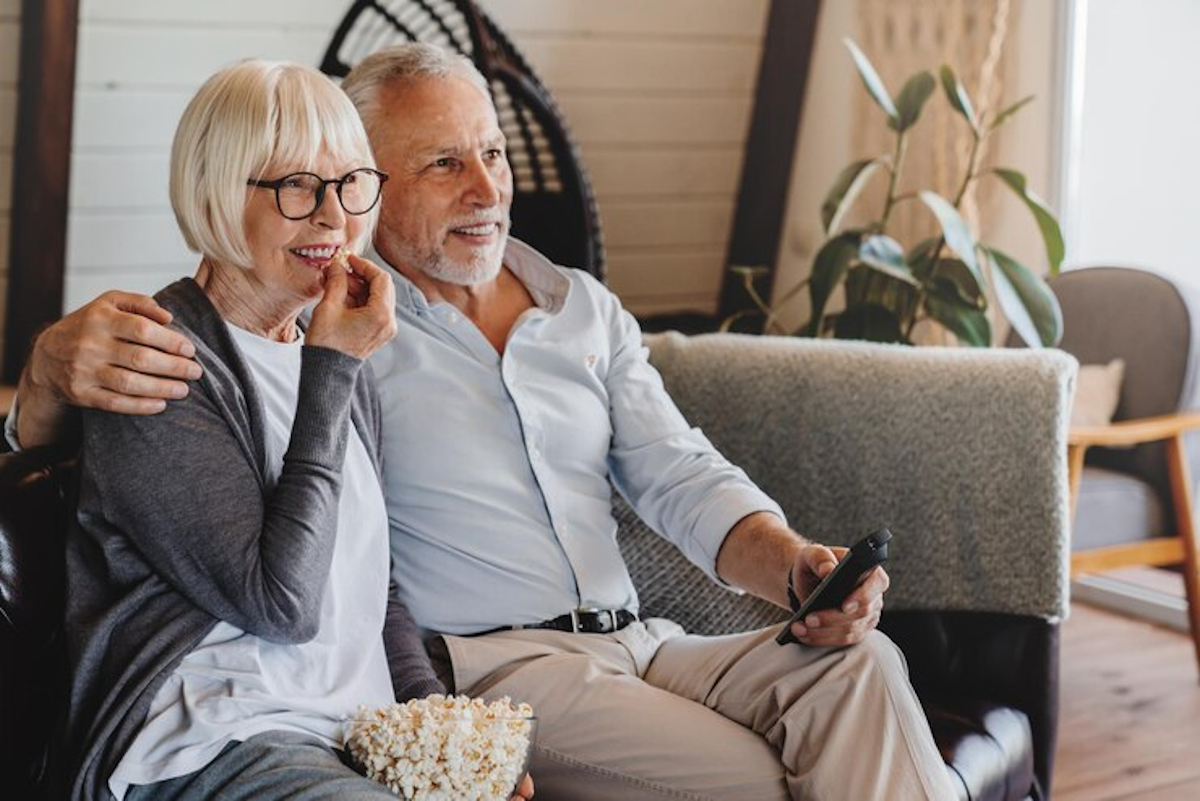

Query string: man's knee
800 630 912 701
855 629 910 676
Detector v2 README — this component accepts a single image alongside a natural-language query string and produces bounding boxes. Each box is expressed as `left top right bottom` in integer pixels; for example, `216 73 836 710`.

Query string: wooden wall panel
64 267 192 313
585 149 741 198
556 97 752 145
0 20 19 75
66 213 187 268
77 27 330 87
72 89 188 148
477 0 767 37
81 1 346 26
0 89 17 147
605 250 723 301
514 39 760 93
70 152 168 208
603 201 733 249
0 153 10 212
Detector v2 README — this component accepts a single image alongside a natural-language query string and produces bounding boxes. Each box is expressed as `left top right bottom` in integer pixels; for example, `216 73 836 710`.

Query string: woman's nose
310 184 347 228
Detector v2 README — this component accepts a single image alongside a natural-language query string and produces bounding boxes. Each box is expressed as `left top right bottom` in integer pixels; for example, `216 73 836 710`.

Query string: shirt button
446 311 460 324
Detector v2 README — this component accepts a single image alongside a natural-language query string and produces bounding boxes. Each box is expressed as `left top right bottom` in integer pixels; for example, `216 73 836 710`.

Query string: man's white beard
419 230 508 286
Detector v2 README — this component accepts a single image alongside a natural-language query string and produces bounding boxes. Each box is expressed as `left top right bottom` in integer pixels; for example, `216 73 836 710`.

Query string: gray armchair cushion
616 332 1075 629
1073 466 1166 551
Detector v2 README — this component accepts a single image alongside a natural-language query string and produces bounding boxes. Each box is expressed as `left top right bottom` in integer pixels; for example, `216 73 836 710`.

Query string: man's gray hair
341 42 492 137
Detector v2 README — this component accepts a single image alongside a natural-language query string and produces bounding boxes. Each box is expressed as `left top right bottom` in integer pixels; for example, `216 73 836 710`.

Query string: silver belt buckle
572 607 616 633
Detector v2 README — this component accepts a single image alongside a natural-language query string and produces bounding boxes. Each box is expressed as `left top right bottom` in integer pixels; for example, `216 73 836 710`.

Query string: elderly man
12 44 956 800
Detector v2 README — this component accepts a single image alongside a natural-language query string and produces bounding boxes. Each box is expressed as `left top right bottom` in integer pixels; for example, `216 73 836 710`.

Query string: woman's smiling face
241 152 371 308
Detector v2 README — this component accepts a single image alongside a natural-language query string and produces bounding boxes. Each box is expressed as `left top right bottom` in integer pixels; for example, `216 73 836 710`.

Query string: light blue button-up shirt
369 239 784 635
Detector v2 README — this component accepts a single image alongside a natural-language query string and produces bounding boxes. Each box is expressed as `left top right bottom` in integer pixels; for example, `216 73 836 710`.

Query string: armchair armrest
1068 410 1200 519
642 332 1077 621
1067 410 1200 577
1069 409 1200 448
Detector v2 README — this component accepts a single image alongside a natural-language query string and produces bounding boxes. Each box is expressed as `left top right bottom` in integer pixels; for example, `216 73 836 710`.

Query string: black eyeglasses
247 168 388 220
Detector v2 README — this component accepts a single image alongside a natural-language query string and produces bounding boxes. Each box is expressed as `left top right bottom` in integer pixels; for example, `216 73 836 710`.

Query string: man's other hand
15 291 202 448
29 290 201 413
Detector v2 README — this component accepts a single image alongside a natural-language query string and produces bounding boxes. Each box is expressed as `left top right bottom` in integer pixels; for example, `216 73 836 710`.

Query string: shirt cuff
687 491 787 593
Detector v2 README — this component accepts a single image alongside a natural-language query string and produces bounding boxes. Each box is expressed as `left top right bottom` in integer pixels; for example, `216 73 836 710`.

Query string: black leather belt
515 608 638 635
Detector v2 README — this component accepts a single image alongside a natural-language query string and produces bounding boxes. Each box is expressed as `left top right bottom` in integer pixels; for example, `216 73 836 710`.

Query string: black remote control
775 527 892 645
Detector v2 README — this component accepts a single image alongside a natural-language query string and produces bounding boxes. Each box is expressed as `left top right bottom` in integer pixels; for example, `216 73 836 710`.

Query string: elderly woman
65 60 442 800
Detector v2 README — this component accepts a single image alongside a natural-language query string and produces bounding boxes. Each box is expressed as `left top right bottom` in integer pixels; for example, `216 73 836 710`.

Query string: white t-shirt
109 324 395 799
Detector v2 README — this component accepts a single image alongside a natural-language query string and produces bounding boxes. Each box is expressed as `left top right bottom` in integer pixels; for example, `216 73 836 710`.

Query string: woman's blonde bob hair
170 60 378 269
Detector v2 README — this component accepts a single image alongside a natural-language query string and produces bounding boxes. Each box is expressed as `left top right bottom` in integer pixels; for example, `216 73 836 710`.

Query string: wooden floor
1053 593 1200 799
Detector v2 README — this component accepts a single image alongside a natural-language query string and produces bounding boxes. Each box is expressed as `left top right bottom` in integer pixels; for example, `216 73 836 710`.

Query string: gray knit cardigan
66 278 442 801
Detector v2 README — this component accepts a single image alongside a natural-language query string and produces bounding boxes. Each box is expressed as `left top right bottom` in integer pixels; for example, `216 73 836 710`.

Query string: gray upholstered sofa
1 332 1074 800
618 332 1076 800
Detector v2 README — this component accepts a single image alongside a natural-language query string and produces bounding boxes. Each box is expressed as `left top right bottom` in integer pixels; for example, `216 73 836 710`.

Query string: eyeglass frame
246 168 389 220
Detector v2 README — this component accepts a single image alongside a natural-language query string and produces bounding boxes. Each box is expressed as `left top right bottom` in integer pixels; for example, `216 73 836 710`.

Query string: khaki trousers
439 620 957 801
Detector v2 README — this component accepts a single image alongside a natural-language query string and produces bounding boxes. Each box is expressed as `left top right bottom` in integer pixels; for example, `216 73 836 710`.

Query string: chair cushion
1073 465 1166 551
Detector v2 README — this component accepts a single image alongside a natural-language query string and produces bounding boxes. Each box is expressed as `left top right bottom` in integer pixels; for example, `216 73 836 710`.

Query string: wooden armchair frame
1068 409 1200 674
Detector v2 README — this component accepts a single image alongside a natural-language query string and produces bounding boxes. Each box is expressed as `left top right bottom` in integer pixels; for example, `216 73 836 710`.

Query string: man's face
369 75 513 286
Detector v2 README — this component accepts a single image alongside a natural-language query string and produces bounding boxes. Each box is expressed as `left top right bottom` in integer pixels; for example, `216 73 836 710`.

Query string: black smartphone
775 527 892 645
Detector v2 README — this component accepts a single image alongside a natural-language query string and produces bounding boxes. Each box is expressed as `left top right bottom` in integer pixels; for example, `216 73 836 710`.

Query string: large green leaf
832 303 908 344
924 291 992 346
930 258 986 308
803 232 861 337
821 158 884 235
984 246 1063 347
844 39 898 121
938 65 979 134
989 95 1035 131
891 71 936 132
905 237 942 280
992 168 1065 275
858 234 920 285
917 192 984 283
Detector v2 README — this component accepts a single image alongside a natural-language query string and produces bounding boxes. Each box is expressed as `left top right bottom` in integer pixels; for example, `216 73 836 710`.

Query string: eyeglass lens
276 169 383 219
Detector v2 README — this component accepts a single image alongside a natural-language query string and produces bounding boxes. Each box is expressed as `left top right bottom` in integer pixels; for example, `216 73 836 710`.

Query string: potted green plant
730 39 1064 348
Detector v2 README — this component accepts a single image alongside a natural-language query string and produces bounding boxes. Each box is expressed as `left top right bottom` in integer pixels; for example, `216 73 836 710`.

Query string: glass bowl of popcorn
345 694 537 800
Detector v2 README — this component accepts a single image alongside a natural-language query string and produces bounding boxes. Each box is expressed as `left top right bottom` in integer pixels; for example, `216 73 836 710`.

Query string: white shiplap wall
0 0 20 363
62 0 768 316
